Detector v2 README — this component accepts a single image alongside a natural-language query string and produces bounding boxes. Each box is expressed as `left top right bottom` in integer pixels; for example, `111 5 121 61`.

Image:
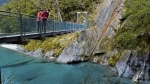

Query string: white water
0 44 23 51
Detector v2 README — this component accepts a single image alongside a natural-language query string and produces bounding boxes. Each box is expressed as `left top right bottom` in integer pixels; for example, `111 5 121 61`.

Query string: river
0 46 133 84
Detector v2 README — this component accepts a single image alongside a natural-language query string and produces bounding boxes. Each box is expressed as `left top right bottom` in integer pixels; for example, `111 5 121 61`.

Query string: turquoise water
0 46 133 84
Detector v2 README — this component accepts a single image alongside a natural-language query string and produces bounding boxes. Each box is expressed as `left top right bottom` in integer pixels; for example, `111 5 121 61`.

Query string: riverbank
0 44 46 59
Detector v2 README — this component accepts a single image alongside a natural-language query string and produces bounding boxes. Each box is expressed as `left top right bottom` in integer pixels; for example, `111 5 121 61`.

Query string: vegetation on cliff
115 0 150 52
22 32 78 56
106 0 150 66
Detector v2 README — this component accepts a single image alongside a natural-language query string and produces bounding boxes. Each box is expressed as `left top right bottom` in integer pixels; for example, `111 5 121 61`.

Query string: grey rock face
94 0 122 37
56 41 83 63
57 28 98 63
83 29 98 56
43 50 56 61
32 48 44 58
132 52 150 83
93 0 125 54
115 50 131 77
56 0 125 63
123 65 134 78
26 48 44 58
114 50 150 83
100 50 118 65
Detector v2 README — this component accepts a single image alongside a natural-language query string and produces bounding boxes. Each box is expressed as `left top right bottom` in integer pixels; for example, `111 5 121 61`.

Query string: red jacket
37 11 42 21
41 11 49 20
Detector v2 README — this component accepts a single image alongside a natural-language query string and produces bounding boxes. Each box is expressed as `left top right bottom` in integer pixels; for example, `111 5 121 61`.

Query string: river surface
0 46 133 84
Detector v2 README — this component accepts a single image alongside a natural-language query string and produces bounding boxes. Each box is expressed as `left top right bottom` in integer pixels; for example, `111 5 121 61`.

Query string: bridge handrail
0 10 87 41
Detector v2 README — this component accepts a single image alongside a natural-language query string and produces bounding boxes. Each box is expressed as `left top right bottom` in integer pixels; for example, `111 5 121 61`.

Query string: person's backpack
42 11 49 20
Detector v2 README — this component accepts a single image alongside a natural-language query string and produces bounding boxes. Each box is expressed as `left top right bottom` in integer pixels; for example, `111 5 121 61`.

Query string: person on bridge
36 10 43 32
41 9 50 33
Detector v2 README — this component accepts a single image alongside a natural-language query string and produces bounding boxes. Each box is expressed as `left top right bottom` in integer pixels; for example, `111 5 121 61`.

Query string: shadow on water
0 59 36 84
80 73 134 84
22 75 39 84
1 59 34 68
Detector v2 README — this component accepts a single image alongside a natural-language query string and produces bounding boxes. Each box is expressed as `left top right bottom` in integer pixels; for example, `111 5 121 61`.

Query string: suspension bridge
0 10 87 43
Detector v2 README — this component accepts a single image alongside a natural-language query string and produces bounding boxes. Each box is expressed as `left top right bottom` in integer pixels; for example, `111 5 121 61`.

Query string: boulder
56 41 84 63
43 50 56 61
29 48 44 58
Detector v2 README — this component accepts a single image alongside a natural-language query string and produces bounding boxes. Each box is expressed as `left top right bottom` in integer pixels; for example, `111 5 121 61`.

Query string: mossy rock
22 32 78 56
108 50 123 67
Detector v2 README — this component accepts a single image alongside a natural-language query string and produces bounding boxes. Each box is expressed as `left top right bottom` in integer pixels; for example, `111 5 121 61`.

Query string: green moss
23 33 78 56
98 37 115 52
23 39 42 51
108 50 123 67
86 55 94 61
54 49 62 56
97 56 103 63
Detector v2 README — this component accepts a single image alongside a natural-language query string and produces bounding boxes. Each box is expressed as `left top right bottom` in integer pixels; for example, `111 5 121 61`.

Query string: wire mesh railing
0 11 87 37
46 20 85 32
0 12 20 35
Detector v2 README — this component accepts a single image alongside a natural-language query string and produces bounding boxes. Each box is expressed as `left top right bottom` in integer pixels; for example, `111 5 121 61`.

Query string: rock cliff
57 0 124 65
57 0 150 83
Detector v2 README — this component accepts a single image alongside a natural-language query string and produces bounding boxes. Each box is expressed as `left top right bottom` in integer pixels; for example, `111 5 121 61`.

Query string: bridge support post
77 12 89 29
52 20 55 35
19 14 23 42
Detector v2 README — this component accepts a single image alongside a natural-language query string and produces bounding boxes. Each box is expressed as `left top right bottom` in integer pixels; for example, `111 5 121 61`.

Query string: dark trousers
42 20 47 33
37 21 41 32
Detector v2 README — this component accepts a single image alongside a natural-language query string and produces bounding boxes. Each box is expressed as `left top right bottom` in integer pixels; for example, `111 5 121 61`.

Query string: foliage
0 16 20 33
0 0 102 22
58 0 101 21
23 39 42 51
0 0 37 15
23 32 77 56
115 0 150 51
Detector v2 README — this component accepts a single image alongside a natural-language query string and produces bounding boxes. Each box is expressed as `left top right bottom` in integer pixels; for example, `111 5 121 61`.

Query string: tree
0 0 102 22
